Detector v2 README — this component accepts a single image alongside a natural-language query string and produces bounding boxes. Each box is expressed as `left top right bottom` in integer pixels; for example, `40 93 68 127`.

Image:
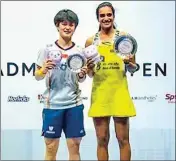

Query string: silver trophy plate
114 35 137 58
67 54 86 73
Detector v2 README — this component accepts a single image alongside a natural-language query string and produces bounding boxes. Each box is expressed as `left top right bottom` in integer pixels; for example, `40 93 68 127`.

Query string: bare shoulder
119 30 128 36
85 36 94 47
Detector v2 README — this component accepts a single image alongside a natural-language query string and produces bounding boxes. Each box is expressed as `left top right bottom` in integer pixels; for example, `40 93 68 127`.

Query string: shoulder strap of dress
113 29 120 42
92 32 100 45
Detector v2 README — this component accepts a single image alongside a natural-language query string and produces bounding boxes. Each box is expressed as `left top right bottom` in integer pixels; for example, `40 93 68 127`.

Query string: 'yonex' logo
46 126 55 134
49 126 54 131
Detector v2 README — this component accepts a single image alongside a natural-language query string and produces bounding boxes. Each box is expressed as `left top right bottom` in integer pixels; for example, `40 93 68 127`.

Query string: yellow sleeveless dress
88 41 136 117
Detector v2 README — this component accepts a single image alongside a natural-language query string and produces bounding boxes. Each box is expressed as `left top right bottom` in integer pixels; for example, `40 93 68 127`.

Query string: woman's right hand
86 58 95 78
41 60 56 74
86 58 95 71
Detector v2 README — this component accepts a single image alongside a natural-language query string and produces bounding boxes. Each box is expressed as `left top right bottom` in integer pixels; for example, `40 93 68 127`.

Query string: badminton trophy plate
113 34 137 59
67 54 86 73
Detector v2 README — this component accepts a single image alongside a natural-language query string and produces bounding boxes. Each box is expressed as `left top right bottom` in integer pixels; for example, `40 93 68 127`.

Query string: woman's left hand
123 54 135 64
77 66 87 78
123 54 138 68
124 54 139 74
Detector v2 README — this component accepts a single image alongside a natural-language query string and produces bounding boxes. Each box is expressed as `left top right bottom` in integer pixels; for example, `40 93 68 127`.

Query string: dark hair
96 2 115 20
96 2 116 31
54 9 79 28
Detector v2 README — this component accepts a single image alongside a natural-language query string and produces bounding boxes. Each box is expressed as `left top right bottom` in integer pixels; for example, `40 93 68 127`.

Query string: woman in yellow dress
85 2 139 161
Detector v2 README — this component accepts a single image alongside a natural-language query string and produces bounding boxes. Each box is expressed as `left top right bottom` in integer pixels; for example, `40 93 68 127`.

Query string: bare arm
34 65 46 81
35 60 55 81
85 36 96 78
119 31 139 74
85 36 94 47
76 67 87 83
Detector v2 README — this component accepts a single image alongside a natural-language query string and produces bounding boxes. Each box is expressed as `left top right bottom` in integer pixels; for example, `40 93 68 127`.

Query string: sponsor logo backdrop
1 1 175 130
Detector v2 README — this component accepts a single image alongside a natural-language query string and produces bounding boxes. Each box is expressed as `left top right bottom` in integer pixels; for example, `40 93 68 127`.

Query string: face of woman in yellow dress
97 6 115 31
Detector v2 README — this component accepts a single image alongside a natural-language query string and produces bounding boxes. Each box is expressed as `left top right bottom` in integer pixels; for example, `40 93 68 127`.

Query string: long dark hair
96 2 116 31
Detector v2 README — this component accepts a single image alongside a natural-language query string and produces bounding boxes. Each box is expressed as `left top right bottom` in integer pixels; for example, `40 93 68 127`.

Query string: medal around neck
83 45 101 64
114 35 137 58
67 54 86 73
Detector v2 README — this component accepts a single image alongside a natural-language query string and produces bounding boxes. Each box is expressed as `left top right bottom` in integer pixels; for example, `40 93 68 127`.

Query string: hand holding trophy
83 45 101 64
67 45 101 73
44 50 62 72
83 45 102 77
66 52 86 73
113 34 139 75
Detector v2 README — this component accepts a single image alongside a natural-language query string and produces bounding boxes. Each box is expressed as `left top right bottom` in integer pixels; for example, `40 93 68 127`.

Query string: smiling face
98 6 114 31
57 20 76 40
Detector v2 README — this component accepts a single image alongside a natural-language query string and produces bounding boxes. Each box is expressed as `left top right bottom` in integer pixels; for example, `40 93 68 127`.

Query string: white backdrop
1 1 175 130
